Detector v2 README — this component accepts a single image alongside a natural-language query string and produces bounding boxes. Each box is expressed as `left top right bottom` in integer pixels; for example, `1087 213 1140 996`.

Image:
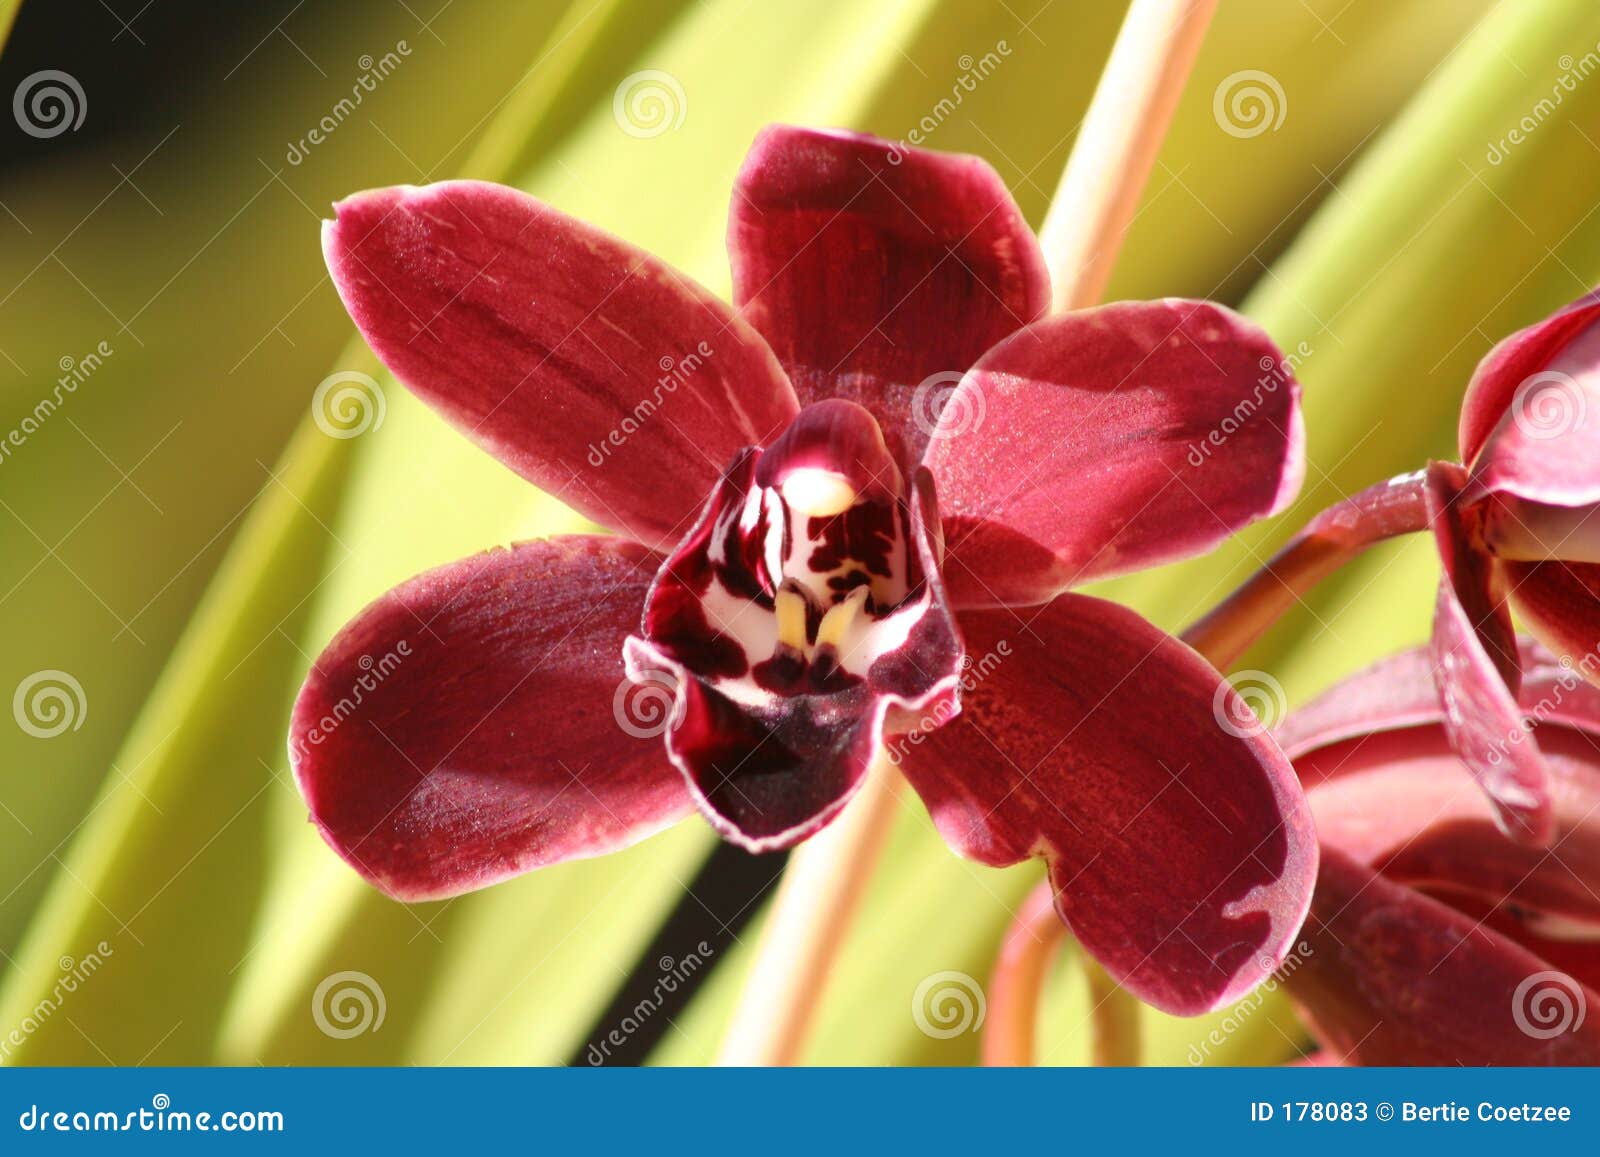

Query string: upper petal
729 125 1049 465
924 299 1305 608
1505 559 1600 691
1460 289 1600 503
896 594 1317 1015
1426 460 1552 844
290 535 691 900
324 181 799 552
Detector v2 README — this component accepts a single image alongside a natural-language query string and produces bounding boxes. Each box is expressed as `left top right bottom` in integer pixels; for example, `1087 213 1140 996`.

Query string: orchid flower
289 125 1317 1015
1426 289 1600 844
1278 641 1600 1064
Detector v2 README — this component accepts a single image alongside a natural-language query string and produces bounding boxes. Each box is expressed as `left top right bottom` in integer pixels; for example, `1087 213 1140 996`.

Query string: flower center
635 399 936 704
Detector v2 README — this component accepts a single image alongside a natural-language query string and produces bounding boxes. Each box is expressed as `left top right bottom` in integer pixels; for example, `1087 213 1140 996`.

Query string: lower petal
1286 848 1600 1065
290 535 691 900
896 594 1317 1015
1506 559 1600 689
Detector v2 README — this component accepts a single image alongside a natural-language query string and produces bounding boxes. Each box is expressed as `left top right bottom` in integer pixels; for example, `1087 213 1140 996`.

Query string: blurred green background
0 0 1597 1065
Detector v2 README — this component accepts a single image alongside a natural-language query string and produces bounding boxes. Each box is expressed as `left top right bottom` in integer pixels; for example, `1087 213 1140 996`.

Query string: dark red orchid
1427 289 1600 844
289 124 1317 1015
1278 641 1600 1064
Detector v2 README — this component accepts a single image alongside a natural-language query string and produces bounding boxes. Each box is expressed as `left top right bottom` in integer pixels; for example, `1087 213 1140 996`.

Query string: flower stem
716 0 1221 1067
715 756 900 1065
982 881 1144 1065
1038 0 1217 312
1179 470 1432 669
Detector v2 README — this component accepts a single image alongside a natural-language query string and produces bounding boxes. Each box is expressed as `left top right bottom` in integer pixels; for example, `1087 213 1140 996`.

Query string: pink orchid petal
290 535 691 900
1460 290 1600 505
1460 290 1600 464
729 125 1049 464
896 594 1317 1015
1307 740 1600 937
1505 559 1600 690
924 299 1305 608
1288 848 1600 1065
324 181 799 552
1427 461 1551 843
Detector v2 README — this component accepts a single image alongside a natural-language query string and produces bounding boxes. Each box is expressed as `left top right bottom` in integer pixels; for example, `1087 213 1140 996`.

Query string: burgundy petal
626 413 962 852
1505 559 1600 690
896 594 1317 1015
729 125 1049 465
1459 289 1600 497
324 181 799 552
1288 848 1600 1065
925 299 1305 608
1427 461 1551 843
290 535 691 900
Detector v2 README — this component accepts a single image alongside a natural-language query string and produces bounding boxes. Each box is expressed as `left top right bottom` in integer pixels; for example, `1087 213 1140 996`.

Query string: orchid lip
622 401 964 850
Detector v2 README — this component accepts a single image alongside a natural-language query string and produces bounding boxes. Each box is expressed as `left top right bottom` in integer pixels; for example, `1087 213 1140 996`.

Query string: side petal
1286 848 1600 1065
289 535 691 900
925 299 1305 608
324 181 799 552
729 125 1049 464
896 594 1317 1015
1459 289 1600 492
1427 461 1552 844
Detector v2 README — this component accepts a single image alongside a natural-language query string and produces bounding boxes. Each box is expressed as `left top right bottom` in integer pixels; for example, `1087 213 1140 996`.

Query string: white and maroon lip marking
624 400 964 851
